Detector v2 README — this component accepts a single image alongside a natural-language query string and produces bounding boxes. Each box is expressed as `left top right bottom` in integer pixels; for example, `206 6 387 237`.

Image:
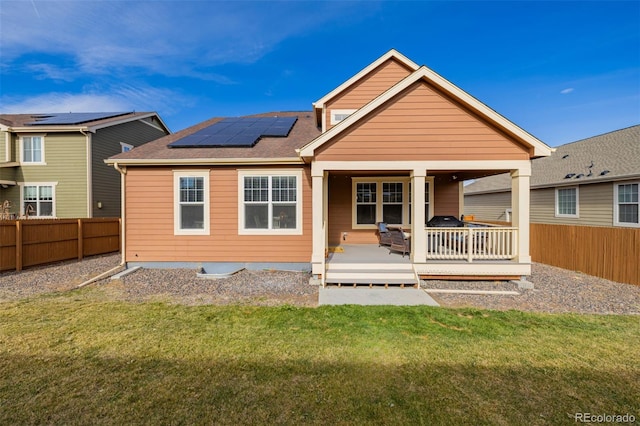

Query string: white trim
613 181 640 228
173 170 210 236
87 112 171 133
4 132 9 162
120 142 134 153
301 66 553 158
85 132 92 217
312 160 532 174
329 109 357 125
19 134 46 165
237 169 303 236
555 186 579 218
18 181 58 218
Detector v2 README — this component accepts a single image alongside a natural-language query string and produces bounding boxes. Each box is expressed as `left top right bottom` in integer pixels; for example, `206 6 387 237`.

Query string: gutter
104 157 305 166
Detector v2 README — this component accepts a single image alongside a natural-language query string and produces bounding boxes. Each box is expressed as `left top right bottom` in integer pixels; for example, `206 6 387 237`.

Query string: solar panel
169 116 298 148
26 112 132 126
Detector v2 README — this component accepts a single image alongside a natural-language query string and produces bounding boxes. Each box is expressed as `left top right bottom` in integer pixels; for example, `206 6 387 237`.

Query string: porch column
311 170 326 276
411 170 427 263
511 168 531 263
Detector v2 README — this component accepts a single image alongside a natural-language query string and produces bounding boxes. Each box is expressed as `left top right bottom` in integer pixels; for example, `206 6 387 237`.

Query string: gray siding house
464 125 640 228
0 112 170 218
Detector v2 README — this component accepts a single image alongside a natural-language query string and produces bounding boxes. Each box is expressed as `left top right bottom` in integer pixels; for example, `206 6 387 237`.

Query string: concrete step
324 278 418 287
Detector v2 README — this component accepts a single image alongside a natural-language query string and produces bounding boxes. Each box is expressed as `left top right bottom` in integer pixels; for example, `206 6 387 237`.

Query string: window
21 135 44 164
120 142 133 153
330 109 356 125
239 170 302 234
382 182 403 224
356 182 377 225
614 182 639 227
173 171 210 235
352 177 434 228
20 183 55 217
555 187 578 217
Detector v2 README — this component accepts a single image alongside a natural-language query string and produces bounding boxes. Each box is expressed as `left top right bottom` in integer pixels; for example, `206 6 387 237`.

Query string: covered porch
311 160 532 284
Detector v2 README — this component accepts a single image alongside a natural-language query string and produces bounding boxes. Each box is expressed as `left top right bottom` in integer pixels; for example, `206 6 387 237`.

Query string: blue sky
1 1 638 147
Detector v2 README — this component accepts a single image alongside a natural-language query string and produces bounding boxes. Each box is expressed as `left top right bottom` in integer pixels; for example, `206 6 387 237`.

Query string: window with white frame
21 183 55 217
555 187 578 217
120 142 133 153
614 182 639 227
239 170 302 234
353 177 433 228
382 182 403 224
173 171 210 235
356 182 377 225
330 109 356 125
21 135 44 164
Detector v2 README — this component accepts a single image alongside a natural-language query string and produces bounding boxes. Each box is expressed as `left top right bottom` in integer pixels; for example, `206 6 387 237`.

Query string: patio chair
389 227 410 257
376 222 392 246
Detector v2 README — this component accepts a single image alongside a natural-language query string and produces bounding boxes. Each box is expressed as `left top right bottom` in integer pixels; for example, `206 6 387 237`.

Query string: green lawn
1 290 638 425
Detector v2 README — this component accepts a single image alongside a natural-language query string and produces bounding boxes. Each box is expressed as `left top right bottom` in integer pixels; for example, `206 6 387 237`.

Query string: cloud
0 84 191 116
0 1 367 80
560 88 574 94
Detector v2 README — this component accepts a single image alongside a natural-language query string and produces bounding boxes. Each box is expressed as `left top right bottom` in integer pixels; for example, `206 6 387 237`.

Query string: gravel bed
2 255 639 314
99 268 317 307
0 253 122 302
423 263 640 315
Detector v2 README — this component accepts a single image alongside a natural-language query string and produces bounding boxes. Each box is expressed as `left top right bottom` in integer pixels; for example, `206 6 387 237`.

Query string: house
0 112 170 218
106 49 553 284
464 125 640 228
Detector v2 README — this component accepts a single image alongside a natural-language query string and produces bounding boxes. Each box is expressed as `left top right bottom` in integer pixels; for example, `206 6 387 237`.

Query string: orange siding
433 179 459 216
325 58 413 130
318 81 531 161
125 166 312 263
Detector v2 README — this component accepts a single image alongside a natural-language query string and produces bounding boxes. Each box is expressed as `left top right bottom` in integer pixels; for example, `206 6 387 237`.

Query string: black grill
426 215 465 227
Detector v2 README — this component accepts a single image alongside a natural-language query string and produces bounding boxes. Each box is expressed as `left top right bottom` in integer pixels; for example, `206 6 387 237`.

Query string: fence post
77 219 84 260
15 220 22 272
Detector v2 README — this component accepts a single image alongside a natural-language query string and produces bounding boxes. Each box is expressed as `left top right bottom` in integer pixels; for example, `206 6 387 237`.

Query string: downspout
80 129 92 217
113 162 127 266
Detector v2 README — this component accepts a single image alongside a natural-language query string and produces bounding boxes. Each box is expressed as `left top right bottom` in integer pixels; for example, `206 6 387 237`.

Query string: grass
0 290 638 425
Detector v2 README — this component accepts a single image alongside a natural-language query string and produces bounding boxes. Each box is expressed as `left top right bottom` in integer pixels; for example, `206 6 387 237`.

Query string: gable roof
465 125 640 194
312 49 419 114
107 111 319 165
0 112 170 133
299 65 553 159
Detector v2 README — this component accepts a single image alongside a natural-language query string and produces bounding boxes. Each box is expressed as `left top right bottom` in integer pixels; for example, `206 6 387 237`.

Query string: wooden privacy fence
0 218 121 272
530 223 640 286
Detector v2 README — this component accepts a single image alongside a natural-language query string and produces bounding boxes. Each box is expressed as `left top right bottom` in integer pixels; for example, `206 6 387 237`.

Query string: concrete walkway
319 287 440 306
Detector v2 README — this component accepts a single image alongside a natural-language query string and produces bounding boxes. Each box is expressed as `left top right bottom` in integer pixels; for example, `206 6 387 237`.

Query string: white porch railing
425 226 518 262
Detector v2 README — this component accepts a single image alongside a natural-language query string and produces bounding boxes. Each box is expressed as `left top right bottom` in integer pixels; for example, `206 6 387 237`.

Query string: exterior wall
464 191 512 221
15 132 88 218
317 80 531 162
327 174 460 246
0 130 17 163
124 165 312 263
92 119 168 217
324 58 413 130
465 182 619 227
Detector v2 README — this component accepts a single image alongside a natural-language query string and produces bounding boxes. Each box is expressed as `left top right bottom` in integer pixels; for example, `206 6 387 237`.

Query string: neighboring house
0 112 170 218
464 125 640 228
106 49 552 283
